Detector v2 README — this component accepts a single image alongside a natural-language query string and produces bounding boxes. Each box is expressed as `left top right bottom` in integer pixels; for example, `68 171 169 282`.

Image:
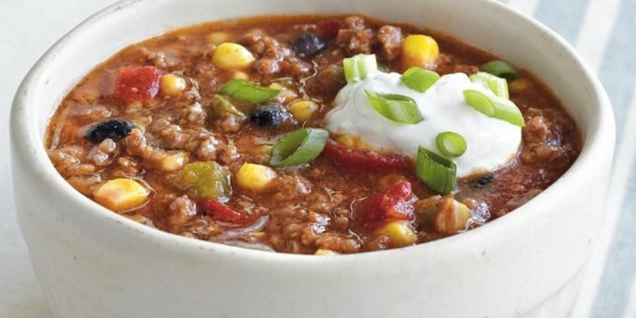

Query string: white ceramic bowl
10 0 615 317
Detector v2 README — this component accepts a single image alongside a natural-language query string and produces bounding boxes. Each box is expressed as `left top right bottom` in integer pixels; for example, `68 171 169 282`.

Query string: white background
1 1 119 316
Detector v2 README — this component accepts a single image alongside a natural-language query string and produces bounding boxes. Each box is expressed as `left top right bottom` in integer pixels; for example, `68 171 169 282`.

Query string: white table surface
2 1 634 318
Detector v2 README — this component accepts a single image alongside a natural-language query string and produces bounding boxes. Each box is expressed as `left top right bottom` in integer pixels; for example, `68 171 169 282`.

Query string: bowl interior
16 0 610 254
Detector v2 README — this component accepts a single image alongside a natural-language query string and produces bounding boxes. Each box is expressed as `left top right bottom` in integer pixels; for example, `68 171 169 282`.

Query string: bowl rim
10 0 614 262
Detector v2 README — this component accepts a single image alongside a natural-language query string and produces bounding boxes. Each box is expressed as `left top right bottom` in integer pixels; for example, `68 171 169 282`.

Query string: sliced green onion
416 147 456 194
481 60 518 82
343 54 378 83
270 128 329 167
463 89 496 116
491 96 525 127
210 94 246 118
219 79 281 104
365 91 423 124
470 72 509 99
463 89 525 127
436 132 467 158
401 67 440 92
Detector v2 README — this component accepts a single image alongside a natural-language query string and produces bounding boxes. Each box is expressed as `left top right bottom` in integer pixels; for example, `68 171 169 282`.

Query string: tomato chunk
362 181 415 227
317 19 342 39
322 139 413 172
201 199 252 224
113 66 162 102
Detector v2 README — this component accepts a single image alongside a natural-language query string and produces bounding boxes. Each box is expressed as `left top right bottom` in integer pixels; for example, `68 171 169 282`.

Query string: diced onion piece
365 91 423 124
219 79 281 104
94 178 149 212
436 132 467 158
343 54 378 83
416 147 456 194
463 89 496 117
402 35 439 69
434 197 472 234
270 128 329 167
401 67 440 92
160 152 188 171
480 60 519 82
236 163 277 192
470 72 509 99
212 43 255 70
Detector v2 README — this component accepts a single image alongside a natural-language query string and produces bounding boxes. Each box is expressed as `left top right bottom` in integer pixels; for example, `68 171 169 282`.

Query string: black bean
85 119 134 143
250 104 289 128
291 32 327 58
473 175 494 188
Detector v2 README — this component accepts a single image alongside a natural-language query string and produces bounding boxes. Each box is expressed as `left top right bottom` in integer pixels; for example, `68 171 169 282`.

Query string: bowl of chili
10 0 614 317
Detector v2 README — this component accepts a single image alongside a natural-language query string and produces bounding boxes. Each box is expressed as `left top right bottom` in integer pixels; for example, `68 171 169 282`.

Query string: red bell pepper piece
322 139 413 172
201 199 252 224
317 19 342 39
113 66 162 102
362 181 415 227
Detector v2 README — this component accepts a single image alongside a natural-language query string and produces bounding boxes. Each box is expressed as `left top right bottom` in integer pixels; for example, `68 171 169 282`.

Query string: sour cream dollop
325 71 522 178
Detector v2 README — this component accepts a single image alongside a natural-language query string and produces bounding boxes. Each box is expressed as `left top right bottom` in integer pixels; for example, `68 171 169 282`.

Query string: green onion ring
470 72 509 99
365 91 424 124
401 67 440 93
219 79 281 104
463 89 496 117
343 54 378 83
481 60 519 82
270 128 329 168
463 89 525 127
416 146 456 194
436 132 467 158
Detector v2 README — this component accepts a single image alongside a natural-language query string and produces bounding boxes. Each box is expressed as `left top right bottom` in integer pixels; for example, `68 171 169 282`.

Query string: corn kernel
509 78 530 93
268 83 284 90
253 145 273 155
212 43 255 70
434 197 472 234
375 221 417 247
315 249 339 256
207 32 231 45
402 34 440 69
160 74 187 97
232 71 250 80
336 135 375 150
236 163 277 192
94 179 149 212
289 100 319 121
160 152 188 171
